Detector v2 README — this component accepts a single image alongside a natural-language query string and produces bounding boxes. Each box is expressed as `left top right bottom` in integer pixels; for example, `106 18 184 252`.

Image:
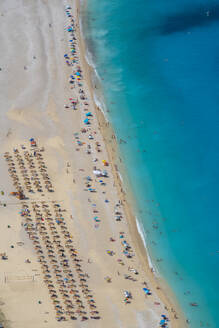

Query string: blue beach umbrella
86 112 92 117
84 118 89 124
143 287 151 295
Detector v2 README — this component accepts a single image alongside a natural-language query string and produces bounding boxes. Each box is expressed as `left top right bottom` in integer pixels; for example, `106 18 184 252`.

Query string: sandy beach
0 1 186 327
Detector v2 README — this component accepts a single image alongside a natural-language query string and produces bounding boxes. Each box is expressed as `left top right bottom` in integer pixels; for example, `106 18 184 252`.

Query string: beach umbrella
86 112 92 117
93 169 101 176
143 287 151 295
84 118 89 124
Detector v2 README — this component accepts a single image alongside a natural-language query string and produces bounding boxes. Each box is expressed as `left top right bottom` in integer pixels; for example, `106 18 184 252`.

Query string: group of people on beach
5 139 53 198
4 141 100 322
1 2 172 327
61 3 171 327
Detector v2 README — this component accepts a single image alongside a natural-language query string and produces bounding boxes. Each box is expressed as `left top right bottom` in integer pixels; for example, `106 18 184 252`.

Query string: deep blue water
81 0 219 327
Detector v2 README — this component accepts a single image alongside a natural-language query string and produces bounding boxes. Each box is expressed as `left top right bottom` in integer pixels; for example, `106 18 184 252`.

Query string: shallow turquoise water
81 1 219 327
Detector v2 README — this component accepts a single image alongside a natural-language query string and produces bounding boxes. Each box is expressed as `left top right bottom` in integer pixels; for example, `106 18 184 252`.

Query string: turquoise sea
81 0 219 327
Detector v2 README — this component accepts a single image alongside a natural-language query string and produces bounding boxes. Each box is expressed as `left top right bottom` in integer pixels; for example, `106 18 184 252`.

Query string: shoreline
75 0 187 327
0 0 188 326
